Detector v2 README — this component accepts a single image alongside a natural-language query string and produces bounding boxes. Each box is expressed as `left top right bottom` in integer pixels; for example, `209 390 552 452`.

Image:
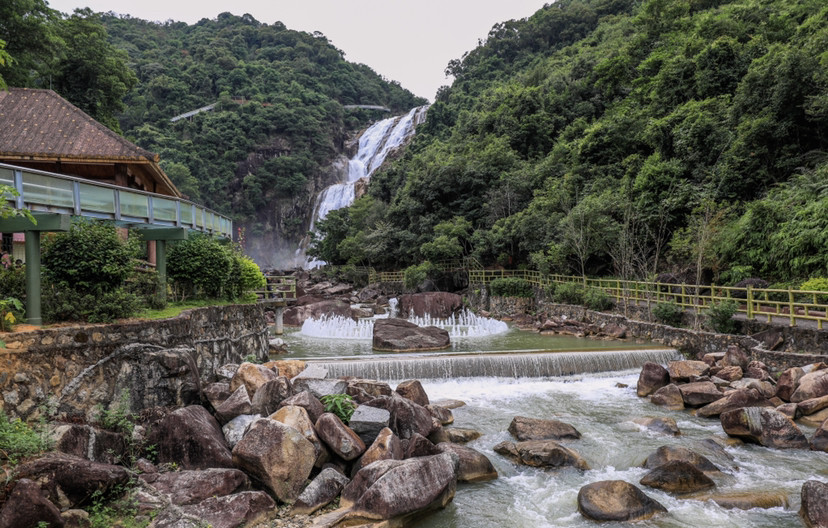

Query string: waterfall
303 105 428 266
307 349 680 380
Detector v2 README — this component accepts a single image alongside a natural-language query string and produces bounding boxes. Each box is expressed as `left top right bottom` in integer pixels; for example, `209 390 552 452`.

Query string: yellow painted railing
256 275 296 301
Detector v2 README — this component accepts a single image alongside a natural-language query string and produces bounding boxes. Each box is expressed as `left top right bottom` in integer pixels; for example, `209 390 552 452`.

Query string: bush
489 277 533 298
0 411 50 465
42 282 139 323
0 264 25 302
320 394 357 423
799 278 828 304
719 265 754 285
403 261 436 291
584 287 613 311
553 282 584 305
707 299 738 334
653 301 683 326
238 254 267 293
167 235 232 299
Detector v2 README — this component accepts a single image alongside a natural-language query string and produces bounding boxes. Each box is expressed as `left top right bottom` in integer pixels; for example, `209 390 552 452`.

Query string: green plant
87 483 151 528
799 278 828 304
320 394 357 423
718 265 754 285
403 261 436 291
653 301 684 327
167 235 232 299
706 299 738 334
95 389 136 436
0 264 25 303
0 297 23 331
583 287 613 311
242 354 262 364
553 282 584 305
489 277 533 298
0 411 51 465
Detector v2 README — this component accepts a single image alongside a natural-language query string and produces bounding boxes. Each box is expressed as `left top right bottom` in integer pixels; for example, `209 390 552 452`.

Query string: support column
274 306 284 335
24 232 42 326
135 228 187 305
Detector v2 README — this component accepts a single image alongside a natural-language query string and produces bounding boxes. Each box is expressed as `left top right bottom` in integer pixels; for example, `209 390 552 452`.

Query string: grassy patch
0 411 51 465
133 298 253 320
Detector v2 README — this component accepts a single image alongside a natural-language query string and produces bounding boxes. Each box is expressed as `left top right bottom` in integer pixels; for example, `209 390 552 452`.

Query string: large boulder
639 460 715 494
631 417 680 436
426 405 453 425
0 478 64 528
270 406 327 466
222 414 260 449
140 468 249 506
442 428 482 444
715 365 743 382
791 370 828 403
292 378 348 400
292 468 350 515
279 391 326 423
636 362 670 397
52 424 127 465
13 453 130 509
156 491 275 528
810 419 828 452
799 395 828 416
395 380 430 407
372 318 451 352
696 388 770 418
250 377 292 416
678 381 723 407
365 394 435 439
776 367 805 402
667 360 709 382
347 379 393 403
315 413 367 461
214 385 253 425
507 416 581 441
348 405 391 445
577 480 666 522
720 407 809 449
283 300 352 327
650 384 684 410
642 446 720 474
352 427 404 476
435 443 498 483
404 432 442 459
231 419 316 502
324 453 459 527
693 491 789 510
229 362 279 399
800 480 828 528
263 359 307 379
398 292 463 319
722 345 750 370
145 406 233 469
494 440 589 470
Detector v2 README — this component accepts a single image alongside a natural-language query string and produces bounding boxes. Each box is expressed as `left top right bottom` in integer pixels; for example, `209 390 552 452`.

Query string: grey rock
292 468 350 515
349 405 391 445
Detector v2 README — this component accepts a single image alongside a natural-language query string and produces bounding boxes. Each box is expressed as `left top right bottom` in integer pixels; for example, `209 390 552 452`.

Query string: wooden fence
255 275 297 301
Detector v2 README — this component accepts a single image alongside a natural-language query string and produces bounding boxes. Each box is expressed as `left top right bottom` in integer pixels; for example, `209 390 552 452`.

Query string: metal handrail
0 163 233 237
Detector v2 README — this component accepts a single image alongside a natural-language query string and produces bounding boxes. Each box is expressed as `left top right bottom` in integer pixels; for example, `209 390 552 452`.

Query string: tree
0 40 12 89
0 0 59 88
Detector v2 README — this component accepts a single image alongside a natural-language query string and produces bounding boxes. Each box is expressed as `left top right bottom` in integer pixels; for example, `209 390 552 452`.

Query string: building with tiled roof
0 87 180 197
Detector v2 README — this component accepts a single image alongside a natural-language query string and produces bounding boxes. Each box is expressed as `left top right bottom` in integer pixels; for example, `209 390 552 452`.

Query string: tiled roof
0 88 159 162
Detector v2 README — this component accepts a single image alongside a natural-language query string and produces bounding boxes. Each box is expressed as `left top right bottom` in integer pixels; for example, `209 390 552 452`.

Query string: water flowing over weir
307 348 679 380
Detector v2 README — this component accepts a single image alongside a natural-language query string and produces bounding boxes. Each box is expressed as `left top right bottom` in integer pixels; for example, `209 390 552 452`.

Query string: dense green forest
312 0 828 287
0 1 425 258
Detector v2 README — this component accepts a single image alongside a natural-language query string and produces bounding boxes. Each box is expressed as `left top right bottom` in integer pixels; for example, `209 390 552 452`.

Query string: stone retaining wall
470 289 827 371
0 304 269 421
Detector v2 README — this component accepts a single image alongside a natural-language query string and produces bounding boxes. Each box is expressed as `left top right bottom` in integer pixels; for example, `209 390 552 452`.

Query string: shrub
0 297 23 331
0 264 25 302
0 411 50 465
719 265 754 285
799 278 828 304
167 235 232 299
320 394 357 423
653 301 683 327
403 261 436 291
489 277 533 298
707 299 738 334
584 287 613 311
42 282 139 323
553 282 584 305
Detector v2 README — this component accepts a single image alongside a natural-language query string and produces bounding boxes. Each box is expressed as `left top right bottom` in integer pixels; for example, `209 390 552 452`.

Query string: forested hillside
315 0 828 287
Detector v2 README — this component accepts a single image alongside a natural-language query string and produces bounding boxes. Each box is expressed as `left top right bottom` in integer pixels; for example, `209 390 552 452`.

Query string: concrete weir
308 348 680 380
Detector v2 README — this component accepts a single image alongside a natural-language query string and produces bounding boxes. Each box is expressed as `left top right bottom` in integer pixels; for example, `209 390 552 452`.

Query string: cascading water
302 105 428 266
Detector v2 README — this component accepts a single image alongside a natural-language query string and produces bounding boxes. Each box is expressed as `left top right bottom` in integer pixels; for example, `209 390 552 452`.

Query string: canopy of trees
313 0 828 286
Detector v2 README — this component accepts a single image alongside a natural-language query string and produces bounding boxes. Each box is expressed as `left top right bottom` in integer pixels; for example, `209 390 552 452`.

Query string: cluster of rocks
480 311 630 340
0 360 498 528
631 345 828 526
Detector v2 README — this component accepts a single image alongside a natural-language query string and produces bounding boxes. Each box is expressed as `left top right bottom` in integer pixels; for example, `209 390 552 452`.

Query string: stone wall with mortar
0 304 269 421
469 289 827 371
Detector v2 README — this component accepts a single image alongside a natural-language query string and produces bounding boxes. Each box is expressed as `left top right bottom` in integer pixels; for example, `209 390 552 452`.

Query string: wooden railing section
256 275 297 302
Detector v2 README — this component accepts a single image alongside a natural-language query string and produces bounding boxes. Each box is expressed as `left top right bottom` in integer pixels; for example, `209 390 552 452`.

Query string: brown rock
650 384 684 410
639 460 715 494
270 405 327 466
507 415 581 441
602 323 627 338
215 385 252 425
800 408 828 427
352 427 403 475
146 406 233 470
632 417 680 436
776 402 800 419
283 300 352 327
373 318 451 352
404 432 441 458
263 359 306 379
365 393 435 440
315 413 366 461
721 407 809 449
811 419 828 452
347 379 392 401
140 468 249 505
643 446 720 474
678 381 723 407
791 370 828 403
176 491 275 528
668 360 709 382
398 292 463 319
799 394 828 416
494 440 589 470
435 443 498 482
775 367 805 402
292 468 350 515
52 424 127 465
697 388 771 418
722 345 749 370
396 379 430 406
229 362 279 399
693 491 788 510
577 480 666 522
800 480 828 528
0 478 64 528
250 377 292 416
443 428 482 444
716 366 743 382
231 419 315 502
278 390 325 423
427 404 453 425
701 352 725 366
636 362 670 397
204 381 232 409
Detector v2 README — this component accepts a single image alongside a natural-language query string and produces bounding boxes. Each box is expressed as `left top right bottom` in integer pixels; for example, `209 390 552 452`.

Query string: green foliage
95 389 136 436
489 277 533 298
87 484 149 528
403 261 436 291
583 287 613 311
719 266 754 286
237 254 267 293
320 394 357 424
0 297 24 331
653 301 684 326
706 299 739 334
0 411 50 465
800 278 828 303
552 282 584 305
167 235 232 299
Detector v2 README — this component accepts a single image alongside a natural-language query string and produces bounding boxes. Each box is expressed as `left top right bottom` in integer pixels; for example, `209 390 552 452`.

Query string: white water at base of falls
301 105 428 267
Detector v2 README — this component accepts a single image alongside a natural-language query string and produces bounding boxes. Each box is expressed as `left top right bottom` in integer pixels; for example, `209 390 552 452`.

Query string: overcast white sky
46 0 548 101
